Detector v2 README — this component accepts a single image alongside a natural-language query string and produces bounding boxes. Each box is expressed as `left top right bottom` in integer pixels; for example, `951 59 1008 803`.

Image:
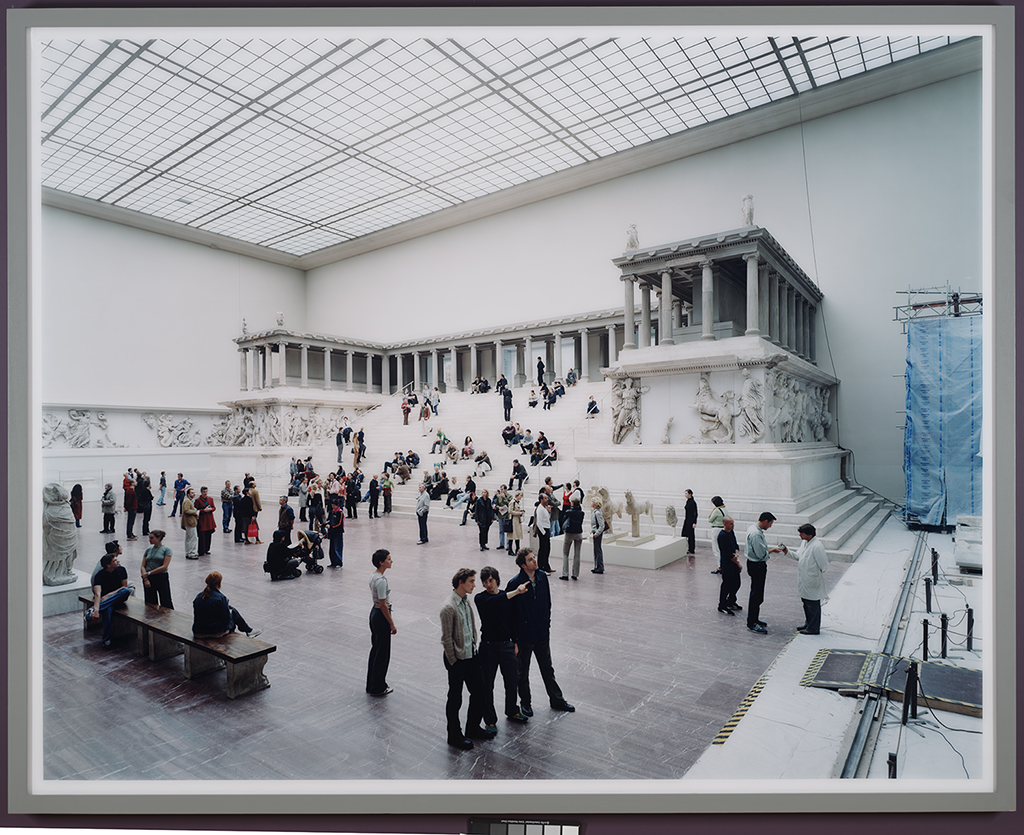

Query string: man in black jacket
505 548 575 716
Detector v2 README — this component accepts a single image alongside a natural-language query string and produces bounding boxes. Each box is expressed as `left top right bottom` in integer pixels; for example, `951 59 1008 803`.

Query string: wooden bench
80 594 276 699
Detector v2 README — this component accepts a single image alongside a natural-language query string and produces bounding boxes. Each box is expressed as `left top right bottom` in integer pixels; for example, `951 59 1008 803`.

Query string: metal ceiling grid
38 33 966 257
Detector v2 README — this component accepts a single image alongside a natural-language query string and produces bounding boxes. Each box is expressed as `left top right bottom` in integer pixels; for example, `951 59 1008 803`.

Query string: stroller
294 529 326 574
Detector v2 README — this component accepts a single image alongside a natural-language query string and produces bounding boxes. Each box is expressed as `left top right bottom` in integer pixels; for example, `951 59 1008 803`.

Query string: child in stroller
294 529 326 574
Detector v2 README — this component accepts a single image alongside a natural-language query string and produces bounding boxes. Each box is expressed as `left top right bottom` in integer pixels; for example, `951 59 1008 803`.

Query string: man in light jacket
416 483 431 544
786 523 830 636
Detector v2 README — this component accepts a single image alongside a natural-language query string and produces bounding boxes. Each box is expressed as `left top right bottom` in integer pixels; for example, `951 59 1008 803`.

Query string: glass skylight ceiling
38 33 966 257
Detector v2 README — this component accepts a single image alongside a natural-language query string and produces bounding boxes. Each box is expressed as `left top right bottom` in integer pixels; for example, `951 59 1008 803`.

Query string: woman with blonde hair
192 572 261 639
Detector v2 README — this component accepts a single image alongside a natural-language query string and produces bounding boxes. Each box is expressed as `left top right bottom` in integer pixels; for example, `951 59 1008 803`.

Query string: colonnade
236 316 624 395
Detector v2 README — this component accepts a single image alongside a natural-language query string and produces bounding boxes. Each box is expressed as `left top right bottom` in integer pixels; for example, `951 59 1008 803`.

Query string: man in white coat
787 523 830 635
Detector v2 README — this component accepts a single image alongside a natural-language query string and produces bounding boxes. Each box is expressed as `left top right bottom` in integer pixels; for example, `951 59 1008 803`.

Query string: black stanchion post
967 607 974 651
922 619 929 661
887 752 898 779
924 577 932 613
931 548 939 584
941 613 948 658
908 661 918 719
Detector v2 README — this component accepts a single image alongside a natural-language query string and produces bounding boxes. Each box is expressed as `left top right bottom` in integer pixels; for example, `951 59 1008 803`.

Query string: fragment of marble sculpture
665 505 678 529
276 312 285 327
623 490 655 537
693 373 739 443
43 483 78 586
584 485 621 535
611 377 647 445
661 416 674 444
737 368 766 441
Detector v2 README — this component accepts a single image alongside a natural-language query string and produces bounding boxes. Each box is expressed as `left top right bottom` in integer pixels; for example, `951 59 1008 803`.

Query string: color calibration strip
711 672 768 745
467 819 582 835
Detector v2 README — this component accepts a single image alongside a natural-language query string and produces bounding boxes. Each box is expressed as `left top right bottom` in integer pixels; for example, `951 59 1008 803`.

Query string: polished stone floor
43 500 843 781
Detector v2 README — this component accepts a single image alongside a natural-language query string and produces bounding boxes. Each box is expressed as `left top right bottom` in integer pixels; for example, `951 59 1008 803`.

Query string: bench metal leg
225 656 270 699
183 645 226 679
148 630 184 661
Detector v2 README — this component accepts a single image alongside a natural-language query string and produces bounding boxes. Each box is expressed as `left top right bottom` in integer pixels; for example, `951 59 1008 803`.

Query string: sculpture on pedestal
623 490 655 537
626 224 639 251
693 373 739 443
741 194 754 226
584 486 622 534
42 483 77 586
276 312 285 327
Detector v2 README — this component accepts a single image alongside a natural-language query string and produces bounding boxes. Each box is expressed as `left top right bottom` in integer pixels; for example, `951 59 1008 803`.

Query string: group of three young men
440 547 575 750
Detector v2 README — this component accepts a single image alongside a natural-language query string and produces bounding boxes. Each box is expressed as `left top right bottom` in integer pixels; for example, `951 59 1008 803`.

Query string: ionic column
239 349 249 390
580 328 590 381
801 300 810 359
470 344 477 380
382 352 390 395
768 273 780 344
672 299 682 330
554 331 563 379
808 306 817 363
262 345 272 388
758 263 770 337
786 286 797 352
449 346 458 391
778 285 789 349
277 341 287 386
700 259 715 341
346 350 354 392
413 351 422 392
621 276 636 350
606 324 617 364
743 252 760 336
324 348 332 390
493 340 501 381
524 336 533 384
639 284 651 348
365 355 373 394
431 348 439 389
300 344 309 389
658 270 674 345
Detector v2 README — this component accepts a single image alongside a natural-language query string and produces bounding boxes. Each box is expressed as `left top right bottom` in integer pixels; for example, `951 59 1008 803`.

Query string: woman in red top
195 486 217 557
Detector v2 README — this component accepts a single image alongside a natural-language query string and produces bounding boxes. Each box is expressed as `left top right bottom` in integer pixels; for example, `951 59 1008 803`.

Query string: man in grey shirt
440 568 493 749
745 511 786 634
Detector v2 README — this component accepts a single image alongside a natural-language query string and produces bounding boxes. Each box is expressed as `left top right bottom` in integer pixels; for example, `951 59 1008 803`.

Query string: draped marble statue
43 483 78 586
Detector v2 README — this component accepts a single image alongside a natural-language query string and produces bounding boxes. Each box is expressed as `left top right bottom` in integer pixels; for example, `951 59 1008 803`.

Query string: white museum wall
41 207 308 410
304 72 982 503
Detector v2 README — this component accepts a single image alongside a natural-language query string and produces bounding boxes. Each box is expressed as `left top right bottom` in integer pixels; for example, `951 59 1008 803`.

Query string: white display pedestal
43 570 93 616
579 534 687 570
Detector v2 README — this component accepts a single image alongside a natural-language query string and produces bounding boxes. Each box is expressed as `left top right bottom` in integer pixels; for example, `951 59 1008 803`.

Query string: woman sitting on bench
192 571 262 639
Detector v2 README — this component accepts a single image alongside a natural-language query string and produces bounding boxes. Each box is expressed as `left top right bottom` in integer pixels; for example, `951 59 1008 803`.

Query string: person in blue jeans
156 471 167 505
88 543 132 648
170 473 189 517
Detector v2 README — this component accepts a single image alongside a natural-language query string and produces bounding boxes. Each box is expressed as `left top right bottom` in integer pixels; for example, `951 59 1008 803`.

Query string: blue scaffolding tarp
904 316 983 526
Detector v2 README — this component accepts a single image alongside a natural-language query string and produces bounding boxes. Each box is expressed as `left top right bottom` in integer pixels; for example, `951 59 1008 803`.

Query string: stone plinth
43 570 94 616
578 534 688 570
